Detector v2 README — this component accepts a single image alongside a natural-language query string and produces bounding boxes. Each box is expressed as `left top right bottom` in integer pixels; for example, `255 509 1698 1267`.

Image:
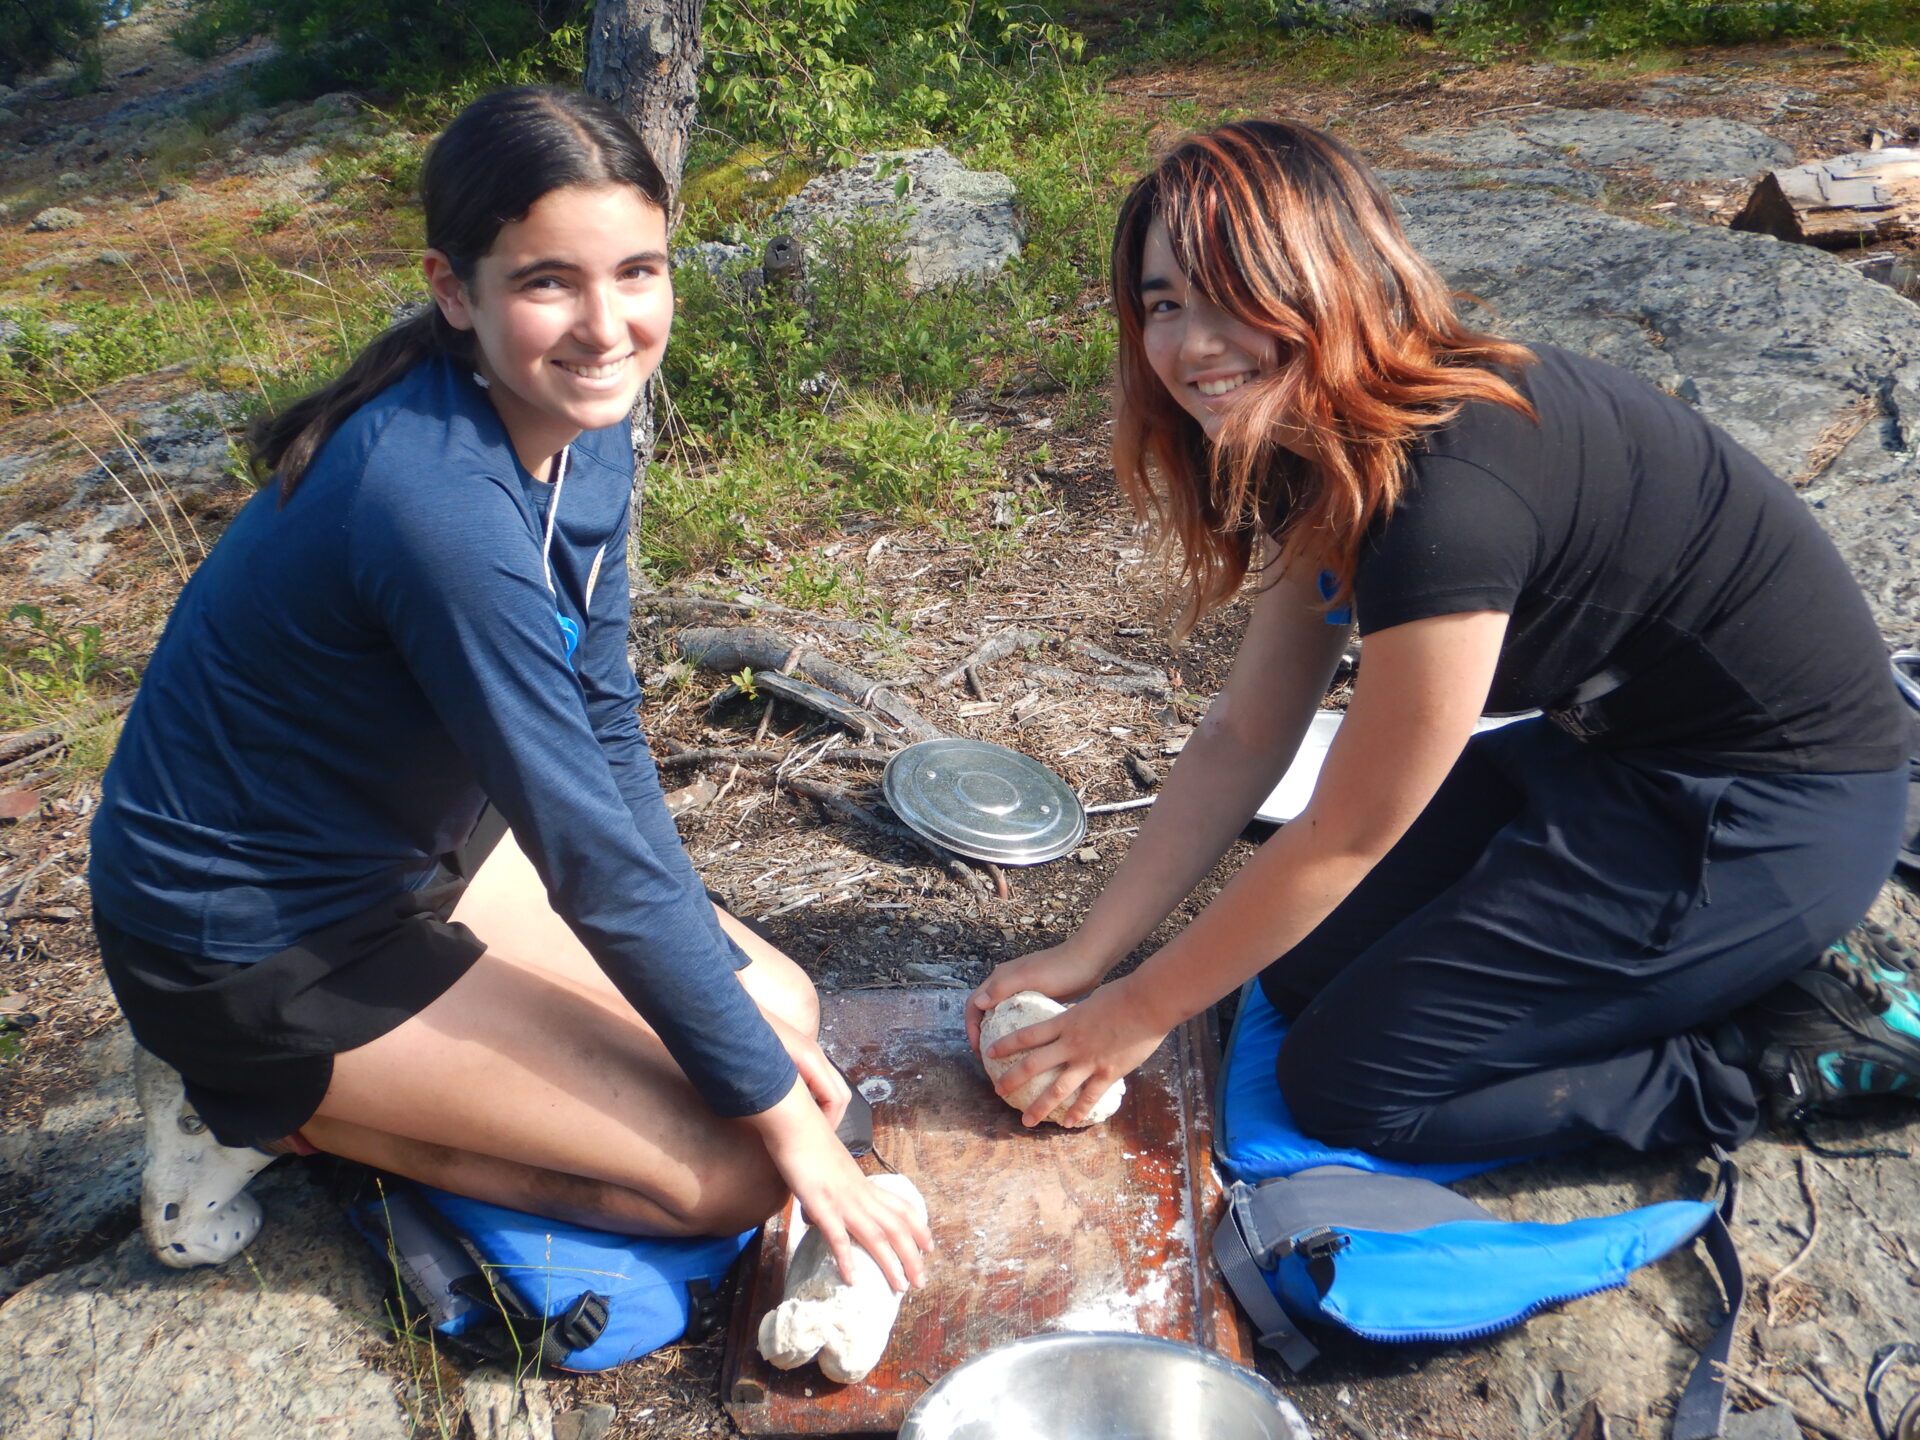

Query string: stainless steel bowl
896 1333 1315 1440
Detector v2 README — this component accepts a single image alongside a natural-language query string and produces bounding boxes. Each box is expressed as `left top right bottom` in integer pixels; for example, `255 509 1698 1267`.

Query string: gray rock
0 108 17 125
1723 1403 1803 1439
1378 166 1603 197
0 1027 141 1303
464 1368 556 1440
56 171 86 190
1405 106 1793 185
1397 186 1920 641
672 240 754 276
775 147 1021 289
552 1403 616 1440
0 1169 411 1440
27 207 85 232
154 183 192 203
6 525 115 584
95 249 132 266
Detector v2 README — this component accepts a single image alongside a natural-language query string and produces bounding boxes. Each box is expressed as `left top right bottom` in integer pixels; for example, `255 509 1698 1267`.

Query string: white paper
1253 710 1538 824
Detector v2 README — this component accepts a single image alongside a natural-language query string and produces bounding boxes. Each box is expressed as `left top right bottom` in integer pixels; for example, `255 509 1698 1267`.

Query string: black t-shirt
1351 344 1907 774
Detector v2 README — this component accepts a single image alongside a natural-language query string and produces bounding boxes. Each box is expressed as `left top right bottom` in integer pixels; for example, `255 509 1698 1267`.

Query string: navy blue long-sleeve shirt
89 354 798 1118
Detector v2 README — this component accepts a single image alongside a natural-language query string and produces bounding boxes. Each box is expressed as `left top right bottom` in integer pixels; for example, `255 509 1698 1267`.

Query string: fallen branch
1066 638 1167 680
926 629 1051 688
635 591 874 638
1024 663 1170 698
656 747 783 771
675 625 946 744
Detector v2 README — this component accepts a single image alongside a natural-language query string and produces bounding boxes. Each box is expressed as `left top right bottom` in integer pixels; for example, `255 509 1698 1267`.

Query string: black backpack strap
1670 1152 1745 1440
447 1271 611 1371
1212 1180 1322 1372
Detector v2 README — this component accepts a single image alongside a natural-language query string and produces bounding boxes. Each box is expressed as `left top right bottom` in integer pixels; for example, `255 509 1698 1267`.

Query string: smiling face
1138 215 1312 455
425 182 671 479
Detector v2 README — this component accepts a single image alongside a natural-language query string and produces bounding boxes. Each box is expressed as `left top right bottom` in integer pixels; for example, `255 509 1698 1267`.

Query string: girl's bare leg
302 829 816 1236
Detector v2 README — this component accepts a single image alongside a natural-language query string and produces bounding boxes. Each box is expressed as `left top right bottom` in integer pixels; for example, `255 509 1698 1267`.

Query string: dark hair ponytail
251 86 670 499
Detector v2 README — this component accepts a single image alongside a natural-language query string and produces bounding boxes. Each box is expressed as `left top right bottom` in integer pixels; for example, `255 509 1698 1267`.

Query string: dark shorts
98 809 513 1148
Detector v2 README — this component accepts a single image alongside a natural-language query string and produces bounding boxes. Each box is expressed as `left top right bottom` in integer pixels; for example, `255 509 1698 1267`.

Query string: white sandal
133 1048 279 1268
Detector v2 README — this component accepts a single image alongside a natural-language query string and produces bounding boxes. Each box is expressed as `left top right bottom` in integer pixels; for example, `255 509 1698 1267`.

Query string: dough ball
979 990 1125 1128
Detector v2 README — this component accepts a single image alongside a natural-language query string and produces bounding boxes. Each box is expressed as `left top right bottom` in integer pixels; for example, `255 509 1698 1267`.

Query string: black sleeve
1352 455 1543 636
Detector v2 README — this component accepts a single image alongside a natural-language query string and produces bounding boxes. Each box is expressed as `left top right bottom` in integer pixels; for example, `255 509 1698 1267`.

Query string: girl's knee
1274 1034 1411 1153
669 1152 788 1235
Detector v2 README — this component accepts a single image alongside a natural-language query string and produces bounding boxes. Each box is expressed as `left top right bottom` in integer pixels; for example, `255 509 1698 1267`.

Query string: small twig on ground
964 665 986 700
927 628 1051 689
1124 752 1160 791
1718 1365 1865 1440
982 861 1010 900
1086 796 1156 815
1767 1153 1822 1325
752 698 777 744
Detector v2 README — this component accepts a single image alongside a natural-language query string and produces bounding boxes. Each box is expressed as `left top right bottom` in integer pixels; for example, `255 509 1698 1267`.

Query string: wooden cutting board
722 986 1251 1437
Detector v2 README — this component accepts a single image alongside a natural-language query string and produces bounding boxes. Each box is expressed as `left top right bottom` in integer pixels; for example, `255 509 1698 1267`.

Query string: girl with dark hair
91 86 931 1288
969 120 1915 1160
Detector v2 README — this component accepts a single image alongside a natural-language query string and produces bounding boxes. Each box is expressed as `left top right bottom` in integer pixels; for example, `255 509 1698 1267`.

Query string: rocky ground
1 6 1918 1440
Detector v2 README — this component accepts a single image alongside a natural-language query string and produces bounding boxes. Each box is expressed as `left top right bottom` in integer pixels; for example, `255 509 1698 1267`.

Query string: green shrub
0 0 101 86
1437 0 1920 58
168 0 589 100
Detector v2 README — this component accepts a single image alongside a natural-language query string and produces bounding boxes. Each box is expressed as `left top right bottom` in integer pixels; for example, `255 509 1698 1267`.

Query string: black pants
1261 719 1907 1161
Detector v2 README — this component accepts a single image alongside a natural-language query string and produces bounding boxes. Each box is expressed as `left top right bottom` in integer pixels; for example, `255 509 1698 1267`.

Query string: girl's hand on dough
989 978 1166 1128
748 1083 933 1290
966 942 1111 1054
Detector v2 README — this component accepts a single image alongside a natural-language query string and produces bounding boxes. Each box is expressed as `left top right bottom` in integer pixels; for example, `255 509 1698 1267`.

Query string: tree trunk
582 0 705 525
583 0 704 206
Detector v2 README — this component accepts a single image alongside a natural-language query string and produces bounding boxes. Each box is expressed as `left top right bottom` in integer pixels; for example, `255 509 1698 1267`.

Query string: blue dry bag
351 1182 753 1372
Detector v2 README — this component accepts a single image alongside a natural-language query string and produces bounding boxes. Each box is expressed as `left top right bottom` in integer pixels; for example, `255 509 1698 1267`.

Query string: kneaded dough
757 1172 927 1384
979 990 1125 1128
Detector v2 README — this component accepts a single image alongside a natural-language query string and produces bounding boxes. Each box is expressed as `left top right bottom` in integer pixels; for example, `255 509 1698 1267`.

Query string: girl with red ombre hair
969 120 1914 1159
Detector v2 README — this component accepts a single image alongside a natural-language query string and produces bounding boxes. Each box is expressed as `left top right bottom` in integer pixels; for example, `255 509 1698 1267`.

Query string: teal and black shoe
1737 925 1920 1127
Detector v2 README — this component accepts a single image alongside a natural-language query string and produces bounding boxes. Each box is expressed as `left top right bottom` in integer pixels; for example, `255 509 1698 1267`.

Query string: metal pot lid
882 738 1086 865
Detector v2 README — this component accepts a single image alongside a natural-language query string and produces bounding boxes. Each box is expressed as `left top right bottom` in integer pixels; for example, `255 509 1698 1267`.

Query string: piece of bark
926 629 1051 689
757 1173 928 1383
664 778 718 817
748 672 893 745
979 991 1125 1127
1124 753 1160 791
675 626 946 744
1731 149 1920 246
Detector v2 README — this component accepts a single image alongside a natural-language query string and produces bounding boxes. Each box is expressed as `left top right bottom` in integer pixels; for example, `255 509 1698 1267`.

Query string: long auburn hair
1111 119 1536 636
250 86 668 498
